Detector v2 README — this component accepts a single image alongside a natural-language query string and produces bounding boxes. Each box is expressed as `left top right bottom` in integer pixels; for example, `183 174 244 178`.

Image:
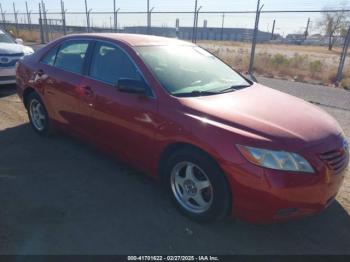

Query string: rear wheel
26 92 51 136
163 148 231 222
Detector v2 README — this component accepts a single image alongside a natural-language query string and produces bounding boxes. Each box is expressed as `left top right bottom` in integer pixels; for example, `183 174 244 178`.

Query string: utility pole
248 0 264 77
304 17 310 40
336 25 350 83
220 13 225 41
192 0 198 43
271 19 275 40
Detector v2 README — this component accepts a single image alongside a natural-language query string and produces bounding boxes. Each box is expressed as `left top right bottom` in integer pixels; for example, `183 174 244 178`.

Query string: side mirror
116 79 147 94
15 38 24 45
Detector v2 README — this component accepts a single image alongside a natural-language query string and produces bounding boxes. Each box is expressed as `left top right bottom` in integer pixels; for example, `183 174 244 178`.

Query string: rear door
37 40 91 135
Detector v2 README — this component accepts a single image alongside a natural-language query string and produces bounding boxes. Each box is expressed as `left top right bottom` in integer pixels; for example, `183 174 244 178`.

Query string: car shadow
0 123 349 255
0 84 17 98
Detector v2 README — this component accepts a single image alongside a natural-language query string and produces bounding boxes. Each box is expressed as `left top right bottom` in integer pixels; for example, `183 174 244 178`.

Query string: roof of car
64 33 194 47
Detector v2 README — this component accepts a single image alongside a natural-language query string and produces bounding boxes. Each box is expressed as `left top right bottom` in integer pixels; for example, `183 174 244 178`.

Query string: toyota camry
16 34 349 223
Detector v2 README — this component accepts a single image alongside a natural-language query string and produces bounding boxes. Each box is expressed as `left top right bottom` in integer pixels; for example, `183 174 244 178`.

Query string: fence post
248 0 263 77
194 6 201 43
149 7 155 35
192 0 197 43
61 0 66 35
271 19 275 40
113 0 117 32
39 3 45 44
41 1 49 42
220 13 225 41
84 0 90 32
25 1 31 30
147 0 150 34
12 2 19 37
336 25 350 83
0 3 6 30
304 17 310 40
115 8 120 33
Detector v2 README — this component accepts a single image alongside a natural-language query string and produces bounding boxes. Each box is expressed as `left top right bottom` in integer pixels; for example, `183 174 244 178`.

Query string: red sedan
16 34 349 223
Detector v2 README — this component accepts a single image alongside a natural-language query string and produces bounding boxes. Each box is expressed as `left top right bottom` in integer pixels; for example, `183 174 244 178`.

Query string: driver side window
89 42 142 85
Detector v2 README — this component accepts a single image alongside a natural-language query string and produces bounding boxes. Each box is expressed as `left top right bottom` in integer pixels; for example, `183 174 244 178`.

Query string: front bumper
223 140 349 223
0 67 16 85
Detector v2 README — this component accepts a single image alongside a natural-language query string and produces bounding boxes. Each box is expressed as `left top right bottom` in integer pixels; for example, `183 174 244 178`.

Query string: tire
162 147 231 222
26 92 52 136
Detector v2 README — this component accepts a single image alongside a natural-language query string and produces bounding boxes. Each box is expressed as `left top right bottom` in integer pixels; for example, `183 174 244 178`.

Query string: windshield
136 45 251 97
0 33 15 44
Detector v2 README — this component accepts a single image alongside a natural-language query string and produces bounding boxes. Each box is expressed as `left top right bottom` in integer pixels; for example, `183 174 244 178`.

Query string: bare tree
319 6 349 50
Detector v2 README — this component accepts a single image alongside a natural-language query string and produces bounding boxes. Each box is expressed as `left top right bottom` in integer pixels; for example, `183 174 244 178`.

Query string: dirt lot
0 79 349 254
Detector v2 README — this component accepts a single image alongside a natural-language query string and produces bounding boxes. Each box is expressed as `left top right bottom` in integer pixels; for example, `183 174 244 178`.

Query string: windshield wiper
215 85 251 94
174 84 251 97
174 90 218 97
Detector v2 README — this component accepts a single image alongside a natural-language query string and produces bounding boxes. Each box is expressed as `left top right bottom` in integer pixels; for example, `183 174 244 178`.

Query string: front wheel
163 148 231 222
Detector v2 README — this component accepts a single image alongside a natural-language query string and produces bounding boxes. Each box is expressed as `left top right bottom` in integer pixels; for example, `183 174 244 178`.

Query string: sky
1 0 349 35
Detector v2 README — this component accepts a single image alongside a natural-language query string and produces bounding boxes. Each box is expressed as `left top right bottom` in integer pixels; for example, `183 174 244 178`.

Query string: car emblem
0 57 9 63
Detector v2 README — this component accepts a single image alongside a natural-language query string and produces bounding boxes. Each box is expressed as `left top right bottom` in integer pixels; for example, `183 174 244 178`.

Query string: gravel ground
0 79 349 255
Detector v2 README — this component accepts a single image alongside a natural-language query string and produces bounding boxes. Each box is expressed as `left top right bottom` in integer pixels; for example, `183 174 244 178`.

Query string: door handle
82 86 94 97
37 69 44 77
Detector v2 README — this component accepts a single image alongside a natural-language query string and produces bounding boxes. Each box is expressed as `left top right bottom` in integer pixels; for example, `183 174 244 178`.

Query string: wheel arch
22 87 36 109
157 142 226 181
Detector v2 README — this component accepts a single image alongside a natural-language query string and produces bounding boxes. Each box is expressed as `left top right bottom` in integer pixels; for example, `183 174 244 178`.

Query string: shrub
309 60 323 76
341 78 350 89
290 54 307 68
271 54 290 68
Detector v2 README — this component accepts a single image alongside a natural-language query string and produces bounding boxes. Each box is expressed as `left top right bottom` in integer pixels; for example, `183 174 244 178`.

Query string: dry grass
6 28 64 43
199 40 344 55
341 78 350 90
18 30 41 43
198 41 350 87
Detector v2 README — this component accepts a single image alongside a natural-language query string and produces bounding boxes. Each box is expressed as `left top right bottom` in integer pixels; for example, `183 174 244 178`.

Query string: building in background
124 26 275 42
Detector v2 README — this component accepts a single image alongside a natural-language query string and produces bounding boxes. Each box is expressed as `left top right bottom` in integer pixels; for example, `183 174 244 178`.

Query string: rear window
41 46 59 66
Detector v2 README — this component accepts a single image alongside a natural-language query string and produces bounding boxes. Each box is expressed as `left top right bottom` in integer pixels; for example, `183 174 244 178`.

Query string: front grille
0 59 19 67
319 148 349 173
0 75 16 81
0 52 24 57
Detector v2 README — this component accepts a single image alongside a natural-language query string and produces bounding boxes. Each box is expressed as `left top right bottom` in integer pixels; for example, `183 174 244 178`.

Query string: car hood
0 43 30 54
179 83 342 151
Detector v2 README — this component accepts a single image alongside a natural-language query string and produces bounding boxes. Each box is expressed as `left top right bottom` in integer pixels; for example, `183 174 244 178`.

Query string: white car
0 29 34 85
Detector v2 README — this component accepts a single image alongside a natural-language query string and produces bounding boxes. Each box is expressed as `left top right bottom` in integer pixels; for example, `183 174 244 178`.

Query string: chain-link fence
0 1 349 87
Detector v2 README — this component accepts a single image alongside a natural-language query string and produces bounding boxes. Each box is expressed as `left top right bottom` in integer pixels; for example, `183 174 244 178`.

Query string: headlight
23 46 34 56
237 145 314 173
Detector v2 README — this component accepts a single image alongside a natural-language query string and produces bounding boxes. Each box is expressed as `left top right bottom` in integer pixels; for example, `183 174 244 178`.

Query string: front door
79 41 159 172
